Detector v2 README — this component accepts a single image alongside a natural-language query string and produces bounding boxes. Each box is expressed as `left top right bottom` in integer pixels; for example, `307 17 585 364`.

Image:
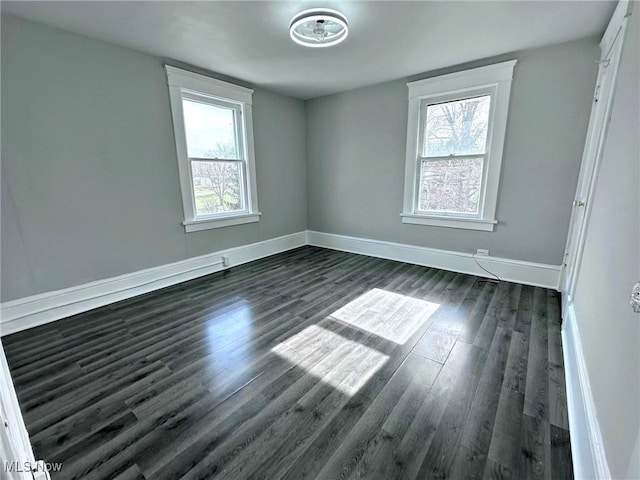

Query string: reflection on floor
3 246 573 479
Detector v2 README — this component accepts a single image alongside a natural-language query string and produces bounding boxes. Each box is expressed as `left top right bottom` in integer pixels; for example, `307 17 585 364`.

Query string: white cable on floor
472 253 501 283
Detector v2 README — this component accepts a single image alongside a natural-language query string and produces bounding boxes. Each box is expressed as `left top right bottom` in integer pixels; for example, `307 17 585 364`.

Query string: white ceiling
2 1 615 99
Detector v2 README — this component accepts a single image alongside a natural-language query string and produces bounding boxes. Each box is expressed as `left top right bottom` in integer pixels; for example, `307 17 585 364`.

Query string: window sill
183 212 261 232
400 213 496 232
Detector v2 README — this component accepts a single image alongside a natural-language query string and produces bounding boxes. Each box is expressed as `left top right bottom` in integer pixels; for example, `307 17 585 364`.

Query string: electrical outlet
222 255 230 267
476 248 489 256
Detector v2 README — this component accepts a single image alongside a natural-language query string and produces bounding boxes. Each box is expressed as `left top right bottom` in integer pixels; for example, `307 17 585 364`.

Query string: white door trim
561 0 631 314
1 340 51 479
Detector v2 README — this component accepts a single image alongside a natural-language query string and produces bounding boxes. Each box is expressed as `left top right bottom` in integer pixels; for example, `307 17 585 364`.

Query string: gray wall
306 38 599 265
1 14 307 302
572 12 639 479
0 14 601 304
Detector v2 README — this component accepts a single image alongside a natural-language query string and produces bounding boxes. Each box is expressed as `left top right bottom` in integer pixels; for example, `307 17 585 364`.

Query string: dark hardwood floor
3 246 573 479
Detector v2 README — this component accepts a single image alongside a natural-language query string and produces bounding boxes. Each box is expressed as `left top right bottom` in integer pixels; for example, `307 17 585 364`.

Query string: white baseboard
307 231 561 289
0 231 307 337
562 304 611 479
0 229 562 336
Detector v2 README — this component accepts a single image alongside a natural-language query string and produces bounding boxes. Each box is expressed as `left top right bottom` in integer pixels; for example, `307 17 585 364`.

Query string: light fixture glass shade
289 8 348 48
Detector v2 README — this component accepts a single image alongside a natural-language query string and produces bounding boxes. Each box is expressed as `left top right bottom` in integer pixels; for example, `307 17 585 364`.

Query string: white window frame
166 66 260 233
401 60 516 232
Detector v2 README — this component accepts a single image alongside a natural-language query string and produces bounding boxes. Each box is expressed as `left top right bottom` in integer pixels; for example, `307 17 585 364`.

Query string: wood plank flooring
3 246 573 479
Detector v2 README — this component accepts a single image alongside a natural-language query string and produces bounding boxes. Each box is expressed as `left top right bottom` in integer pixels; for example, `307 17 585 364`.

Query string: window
402 60 516 231
166 66 260 232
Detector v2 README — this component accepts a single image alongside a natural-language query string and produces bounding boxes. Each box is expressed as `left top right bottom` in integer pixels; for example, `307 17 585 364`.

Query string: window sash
181 90 245 162
421 94 492 158
414 154 487 218
189 158 248 218
414 90 494 219
417 93 494 157
181 91 250 219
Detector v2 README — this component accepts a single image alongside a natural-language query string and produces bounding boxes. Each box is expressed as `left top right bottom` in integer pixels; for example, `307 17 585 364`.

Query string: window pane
418 157 483 215
191 161 243 216
423 95 491 157
182 99 239 159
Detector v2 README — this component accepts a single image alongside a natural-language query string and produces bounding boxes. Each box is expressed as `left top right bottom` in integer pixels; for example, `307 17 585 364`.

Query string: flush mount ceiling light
289 8 349 48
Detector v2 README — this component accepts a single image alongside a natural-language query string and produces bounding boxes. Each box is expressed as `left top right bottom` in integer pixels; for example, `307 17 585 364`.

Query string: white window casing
401 60 517 232
166 66 260 233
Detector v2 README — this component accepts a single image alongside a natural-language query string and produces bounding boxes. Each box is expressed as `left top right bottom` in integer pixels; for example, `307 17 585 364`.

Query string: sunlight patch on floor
272 325 389 396
329 288 439 344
